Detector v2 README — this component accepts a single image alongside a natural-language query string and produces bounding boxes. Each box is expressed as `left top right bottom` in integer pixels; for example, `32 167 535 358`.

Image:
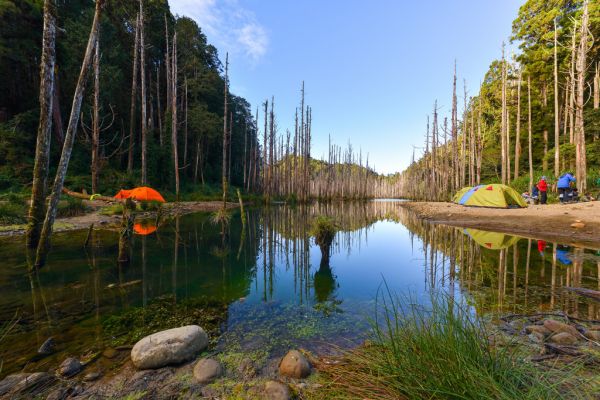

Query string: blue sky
169 0 523 174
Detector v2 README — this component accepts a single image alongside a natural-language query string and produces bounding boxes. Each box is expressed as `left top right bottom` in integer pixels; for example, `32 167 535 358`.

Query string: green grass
0 192 27 224
312 289 595 400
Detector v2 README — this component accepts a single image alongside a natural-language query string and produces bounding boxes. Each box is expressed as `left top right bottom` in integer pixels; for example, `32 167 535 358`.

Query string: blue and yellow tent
452 184 527 208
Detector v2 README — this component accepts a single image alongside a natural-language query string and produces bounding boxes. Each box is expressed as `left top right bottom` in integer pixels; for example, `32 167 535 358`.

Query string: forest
400 0 600 201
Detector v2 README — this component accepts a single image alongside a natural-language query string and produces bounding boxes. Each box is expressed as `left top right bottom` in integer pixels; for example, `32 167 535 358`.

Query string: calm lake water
0 200 599 377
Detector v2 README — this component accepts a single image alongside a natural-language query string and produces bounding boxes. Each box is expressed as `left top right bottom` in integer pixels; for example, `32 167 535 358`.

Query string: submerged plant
210 208 232 226
313 288 595 400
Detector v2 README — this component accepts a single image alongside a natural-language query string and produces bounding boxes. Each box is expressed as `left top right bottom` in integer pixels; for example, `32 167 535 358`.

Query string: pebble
525 325 550 336
37 337 56 355
83 371 102 382
548 332 578 345
279 350 311 379
193 358 222 384
58 357 82 377
584 330 600 341
542 319 579 337
238 357 257 379
264 381 291 400
570 222 585 228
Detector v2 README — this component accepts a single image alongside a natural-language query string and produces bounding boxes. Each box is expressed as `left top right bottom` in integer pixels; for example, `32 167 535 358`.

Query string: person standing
557 172 576 203
537 176 548 204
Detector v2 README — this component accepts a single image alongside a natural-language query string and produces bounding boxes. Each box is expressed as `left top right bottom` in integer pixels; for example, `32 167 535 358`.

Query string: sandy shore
400 201 600 249
0 201 239 237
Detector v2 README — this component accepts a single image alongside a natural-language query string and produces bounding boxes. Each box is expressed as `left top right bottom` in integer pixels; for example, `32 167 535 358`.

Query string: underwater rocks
0 372 55 397
37 337 56 355
131 325 209 369
279 350 311 379
193 358 222 383
57 357 82 377
264 380 291 400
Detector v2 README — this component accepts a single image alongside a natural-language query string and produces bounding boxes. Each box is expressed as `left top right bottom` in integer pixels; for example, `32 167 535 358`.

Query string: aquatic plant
210 207 232 226
312 289 595 400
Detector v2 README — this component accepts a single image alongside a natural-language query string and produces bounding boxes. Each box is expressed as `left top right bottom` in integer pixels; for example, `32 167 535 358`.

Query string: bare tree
553 18 560 178
139 0 148 184
35 0 105 267
171 32 179 199
127 12 140 173
574 0 589 192
27 0 57 248
222 53 229 207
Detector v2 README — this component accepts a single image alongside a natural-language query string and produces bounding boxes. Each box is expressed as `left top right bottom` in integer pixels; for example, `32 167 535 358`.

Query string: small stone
548 332 578 345
525 325 550 336
543 319 579 337
528 332 545 343
264 381 291 400
584 330 600 341
58 357 82 377
238 358 257 379
37 337 56 355
83 371 102 382
570 222 585 228
193 358 222 384
279 350 311 379
103 348 118 359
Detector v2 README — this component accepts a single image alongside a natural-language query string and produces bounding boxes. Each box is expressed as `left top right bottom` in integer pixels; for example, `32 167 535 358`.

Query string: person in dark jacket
557 172 576 203
537 176 548 204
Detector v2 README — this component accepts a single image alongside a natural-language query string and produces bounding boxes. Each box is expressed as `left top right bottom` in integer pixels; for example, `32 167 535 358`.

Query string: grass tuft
312 288 594 400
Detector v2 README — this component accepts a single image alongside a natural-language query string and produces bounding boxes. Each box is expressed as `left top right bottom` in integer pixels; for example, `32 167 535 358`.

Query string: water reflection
0 201 599 377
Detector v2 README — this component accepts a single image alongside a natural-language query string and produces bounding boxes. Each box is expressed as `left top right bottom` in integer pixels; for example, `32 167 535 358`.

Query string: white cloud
169 0 268 64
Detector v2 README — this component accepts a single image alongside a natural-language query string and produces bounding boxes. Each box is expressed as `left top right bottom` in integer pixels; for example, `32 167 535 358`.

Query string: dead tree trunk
171 32 179 199
127 12 140 173
451 62 458 191
91 41 100 193
139 0 148 184
575 0 589 193
35 0 104 267
514 70 522 180
500 43 507 184
222 53 229 208
554 18 560 178
528 75 533 190
27 0 57 248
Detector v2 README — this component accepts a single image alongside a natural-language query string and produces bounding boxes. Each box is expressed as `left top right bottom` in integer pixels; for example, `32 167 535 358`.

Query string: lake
0 200 599 377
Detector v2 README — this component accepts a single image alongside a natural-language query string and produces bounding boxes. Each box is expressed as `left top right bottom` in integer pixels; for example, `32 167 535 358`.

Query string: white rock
131 325 208 369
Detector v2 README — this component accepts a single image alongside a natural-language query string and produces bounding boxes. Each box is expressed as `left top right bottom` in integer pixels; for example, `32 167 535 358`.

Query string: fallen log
563 287 600 303
62 187 124 203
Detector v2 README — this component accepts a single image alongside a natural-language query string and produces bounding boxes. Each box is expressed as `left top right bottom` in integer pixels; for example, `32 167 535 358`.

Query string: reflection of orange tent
114 189 132 199
114 187 165 202
133 222 158 235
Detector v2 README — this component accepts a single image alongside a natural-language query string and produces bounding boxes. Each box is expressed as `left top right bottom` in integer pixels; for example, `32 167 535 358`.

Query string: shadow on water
0 200 599 376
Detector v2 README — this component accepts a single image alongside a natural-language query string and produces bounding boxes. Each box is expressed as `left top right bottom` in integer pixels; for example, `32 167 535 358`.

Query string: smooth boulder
131 325 208 369
279 350 311 379
193 358 222 384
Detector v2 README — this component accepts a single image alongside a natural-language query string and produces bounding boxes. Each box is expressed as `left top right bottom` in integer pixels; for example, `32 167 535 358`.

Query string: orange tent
114 187 166 202
114 189 132 199
129 187 166 202
133 222 158 235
